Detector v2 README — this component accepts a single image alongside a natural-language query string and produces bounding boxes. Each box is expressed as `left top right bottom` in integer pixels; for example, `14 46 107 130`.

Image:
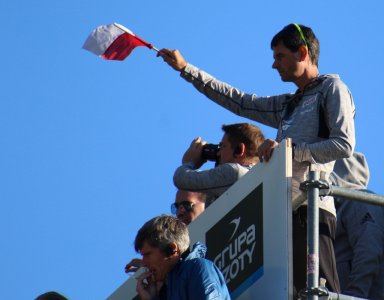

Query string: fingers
136 270 152 282
156 48 171 57
190 137 206 148
135 270 156 298
125 258 144 273
157 48 173 59
188 137 206 154
157 49 175 67
190 136 201 146
135 268 152 285
182 137 206 167
157 48 187 71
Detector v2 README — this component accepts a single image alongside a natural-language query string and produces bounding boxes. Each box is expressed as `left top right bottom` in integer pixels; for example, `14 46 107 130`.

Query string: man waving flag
82 23 158 61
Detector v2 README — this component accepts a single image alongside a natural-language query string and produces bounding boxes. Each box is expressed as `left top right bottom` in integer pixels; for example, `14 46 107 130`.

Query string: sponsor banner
206 184 263 298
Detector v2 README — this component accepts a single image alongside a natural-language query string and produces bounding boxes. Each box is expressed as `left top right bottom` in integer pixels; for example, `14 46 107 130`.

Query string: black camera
201 144 220 162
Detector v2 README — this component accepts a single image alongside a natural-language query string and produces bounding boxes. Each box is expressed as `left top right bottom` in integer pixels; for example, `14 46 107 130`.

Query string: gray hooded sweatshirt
180 64 356 215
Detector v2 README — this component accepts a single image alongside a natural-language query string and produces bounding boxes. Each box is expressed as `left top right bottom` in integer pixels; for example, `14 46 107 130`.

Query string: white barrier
107 139 293 300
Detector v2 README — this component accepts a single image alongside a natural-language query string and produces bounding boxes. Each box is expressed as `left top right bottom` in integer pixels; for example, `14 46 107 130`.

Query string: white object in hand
134 266 149 285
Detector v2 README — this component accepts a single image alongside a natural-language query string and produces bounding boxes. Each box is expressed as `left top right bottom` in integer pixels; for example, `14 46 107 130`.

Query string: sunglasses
170 201 195 214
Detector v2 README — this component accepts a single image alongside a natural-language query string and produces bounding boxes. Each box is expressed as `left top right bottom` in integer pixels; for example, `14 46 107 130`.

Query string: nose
176 205 186 218
216 150 221 164
272 60 277 69
217 147 222 157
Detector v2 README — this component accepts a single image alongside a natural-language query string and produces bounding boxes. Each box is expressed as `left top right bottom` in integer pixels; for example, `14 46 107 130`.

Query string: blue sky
1 1 383 299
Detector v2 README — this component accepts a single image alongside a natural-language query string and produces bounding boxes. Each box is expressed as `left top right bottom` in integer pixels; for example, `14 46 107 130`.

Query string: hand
257 139 279 162
182 137 206 169
135 270 159 300
157 48 187 71
125 258 144 273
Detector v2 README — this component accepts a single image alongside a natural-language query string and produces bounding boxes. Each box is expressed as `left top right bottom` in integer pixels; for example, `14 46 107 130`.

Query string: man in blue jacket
134 214 230 300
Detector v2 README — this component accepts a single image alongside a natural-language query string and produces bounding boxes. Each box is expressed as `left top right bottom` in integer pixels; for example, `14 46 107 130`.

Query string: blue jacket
161 242 231 300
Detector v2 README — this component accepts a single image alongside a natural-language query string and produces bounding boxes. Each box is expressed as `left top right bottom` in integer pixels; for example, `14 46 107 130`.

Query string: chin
180 217 190 225
278 73 289 82
152 271 163 282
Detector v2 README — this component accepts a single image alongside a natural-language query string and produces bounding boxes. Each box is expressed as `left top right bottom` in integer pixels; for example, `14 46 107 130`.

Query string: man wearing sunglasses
171 189 210 225
125 189 208 275
173 123 264 201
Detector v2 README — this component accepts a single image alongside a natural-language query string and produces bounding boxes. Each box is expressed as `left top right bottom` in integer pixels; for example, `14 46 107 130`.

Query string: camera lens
201 144 220 162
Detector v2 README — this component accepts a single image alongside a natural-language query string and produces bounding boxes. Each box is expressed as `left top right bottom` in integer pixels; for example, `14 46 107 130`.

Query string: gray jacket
173 162 253 200
181 64 356 214
330 152 384 299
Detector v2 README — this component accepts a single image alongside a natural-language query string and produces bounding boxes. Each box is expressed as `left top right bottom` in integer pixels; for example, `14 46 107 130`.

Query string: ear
166 242 179 257
297 45 308 62
233 143 246 158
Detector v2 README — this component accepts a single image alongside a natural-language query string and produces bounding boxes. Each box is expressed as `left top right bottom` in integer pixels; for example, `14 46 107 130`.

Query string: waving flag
82 23 158 61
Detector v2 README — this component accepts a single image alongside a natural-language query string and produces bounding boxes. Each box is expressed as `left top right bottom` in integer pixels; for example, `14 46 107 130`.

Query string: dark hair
134 215 189 254
35 291 68 300
222 123 264 162
271 24 320 66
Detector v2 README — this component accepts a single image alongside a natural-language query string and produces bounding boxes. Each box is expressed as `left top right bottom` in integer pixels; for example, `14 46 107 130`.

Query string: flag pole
113 23 159 52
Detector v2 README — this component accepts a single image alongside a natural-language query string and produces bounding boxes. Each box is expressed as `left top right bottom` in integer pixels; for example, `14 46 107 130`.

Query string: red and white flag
82 23 156 61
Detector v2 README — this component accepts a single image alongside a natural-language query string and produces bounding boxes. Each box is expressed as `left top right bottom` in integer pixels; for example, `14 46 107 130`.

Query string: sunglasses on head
171 201 195 214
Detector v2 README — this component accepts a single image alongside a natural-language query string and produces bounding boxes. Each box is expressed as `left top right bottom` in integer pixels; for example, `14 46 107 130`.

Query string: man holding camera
173 123 264 201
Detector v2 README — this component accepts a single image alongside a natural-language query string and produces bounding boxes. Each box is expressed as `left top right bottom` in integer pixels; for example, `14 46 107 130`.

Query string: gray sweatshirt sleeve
296 77 356 164
181 65 355 167
341 201 384 297
180 63 287 129
173 163 249 198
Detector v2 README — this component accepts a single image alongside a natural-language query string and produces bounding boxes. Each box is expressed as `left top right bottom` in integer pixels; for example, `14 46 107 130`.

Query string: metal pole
299 172 383 300
320 185 384 207
307 171 319 300
328 291 368 300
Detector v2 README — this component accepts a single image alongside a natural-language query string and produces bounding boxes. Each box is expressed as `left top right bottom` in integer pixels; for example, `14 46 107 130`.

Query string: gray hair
134 215 190 254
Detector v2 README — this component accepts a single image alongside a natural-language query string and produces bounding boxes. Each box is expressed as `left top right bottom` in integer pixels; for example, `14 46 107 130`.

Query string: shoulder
216 163 251 177
183 256 213 268
320 74 341 83
219 162 251 171
319 74 349 91
176 258 230 299
180 257 219 276
339 198 384 225
176 258 211 280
